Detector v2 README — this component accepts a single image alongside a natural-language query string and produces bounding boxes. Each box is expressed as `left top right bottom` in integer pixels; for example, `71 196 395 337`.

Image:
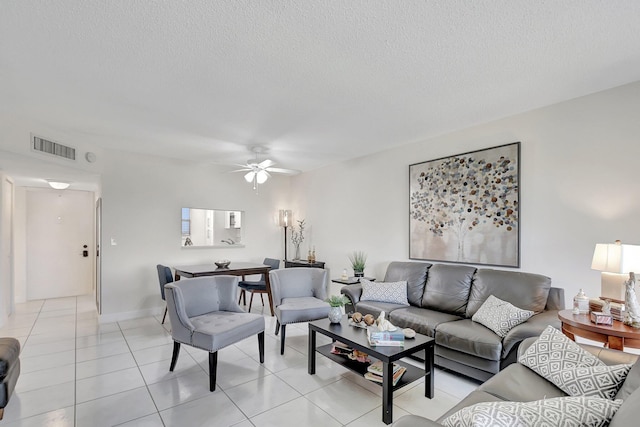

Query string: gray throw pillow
442 396 623 427
360 279 409 305
471 295 533 337
547 364 632 399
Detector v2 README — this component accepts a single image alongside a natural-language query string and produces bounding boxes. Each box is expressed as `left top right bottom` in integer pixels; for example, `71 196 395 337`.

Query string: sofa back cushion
466 269 551 317
384 262 431 306
422 264 476 315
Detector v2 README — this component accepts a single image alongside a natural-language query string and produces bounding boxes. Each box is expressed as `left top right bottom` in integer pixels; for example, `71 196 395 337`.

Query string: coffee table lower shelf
316 343 424 391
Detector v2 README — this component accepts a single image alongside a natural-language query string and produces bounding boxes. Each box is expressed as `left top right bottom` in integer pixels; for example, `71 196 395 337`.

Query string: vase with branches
291 219 305 260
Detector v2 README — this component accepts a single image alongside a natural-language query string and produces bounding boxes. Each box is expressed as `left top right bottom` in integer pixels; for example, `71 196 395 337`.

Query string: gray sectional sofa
392 337 640 426
340 261 565 382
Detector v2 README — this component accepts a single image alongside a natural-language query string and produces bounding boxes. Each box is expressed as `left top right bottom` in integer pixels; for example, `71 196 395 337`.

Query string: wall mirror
181 208 244 247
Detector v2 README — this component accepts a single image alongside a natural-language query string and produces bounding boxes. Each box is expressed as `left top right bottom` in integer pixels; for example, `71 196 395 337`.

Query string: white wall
293 81 640 302
0 174 14 327
99 149 290 319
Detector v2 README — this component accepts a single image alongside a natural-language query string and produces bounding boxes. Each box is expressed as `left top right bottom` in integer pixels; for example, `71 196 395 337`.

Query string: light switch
110 238 117 246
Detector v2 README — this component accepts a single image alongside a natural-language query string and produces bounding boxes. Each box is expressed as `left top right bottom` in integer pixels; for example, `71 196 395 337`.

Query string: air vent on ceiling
31 135 76 160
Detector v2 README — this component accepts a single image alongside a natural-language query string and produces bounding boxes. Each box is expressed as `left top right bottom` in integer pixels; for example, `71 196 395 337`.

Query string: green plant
325 295 350 307
349 251 367 272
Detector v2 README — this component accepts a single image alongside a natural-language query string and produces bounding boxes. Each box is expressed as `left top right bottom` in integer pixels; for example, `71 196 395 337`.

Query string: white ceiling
2 1 640 180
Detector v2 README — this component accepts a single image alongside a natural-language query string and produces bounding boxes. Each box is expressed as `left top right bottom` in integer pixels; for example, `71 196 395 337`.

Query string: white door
26 188 94 300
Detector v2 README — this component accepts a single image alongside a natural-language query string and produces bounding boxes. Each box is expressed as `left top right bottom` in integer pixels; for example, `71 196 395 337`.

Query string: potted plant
325 295 349 323
349 251 367 277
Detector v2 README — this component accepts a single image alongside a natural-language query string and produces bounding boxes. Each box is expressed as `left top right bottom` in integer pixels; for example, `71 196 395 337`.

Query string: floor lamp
279 210 292 261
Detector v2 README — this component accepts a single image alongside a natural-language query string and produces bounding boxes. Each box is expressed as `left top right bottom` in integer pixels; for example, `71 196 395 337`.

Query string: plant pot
328 306 342 323
354 270 364 278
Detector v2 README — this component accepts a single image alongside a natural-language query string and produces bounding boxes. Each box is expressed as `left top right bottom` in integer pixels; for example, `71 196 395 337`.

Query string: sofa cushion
383 261 431 307
477 362 567 402
422 264 476 316
466 269 551 317
360 279 409 305
441 396 623 427
355 300 408 318
389 306 463 337
436 319 502 361
471 295 533 338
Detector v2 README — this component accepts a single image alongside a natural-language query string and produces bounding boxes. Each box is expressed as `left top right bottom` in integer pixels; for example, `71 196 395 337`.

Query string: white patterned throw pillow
471 295 534 337
548 364 632 399
360 279 409 305
442 396 623 427
519 325 604 377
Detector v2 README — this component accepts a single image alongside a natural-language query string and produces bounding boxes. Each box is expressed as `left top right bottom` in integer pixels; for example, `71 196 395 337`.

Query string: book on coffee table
364 365 407 386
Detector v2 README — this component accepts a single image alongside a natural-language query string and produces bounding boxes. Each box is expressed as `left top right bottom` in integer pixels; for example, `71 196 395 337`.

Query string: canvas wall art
409 142 520 267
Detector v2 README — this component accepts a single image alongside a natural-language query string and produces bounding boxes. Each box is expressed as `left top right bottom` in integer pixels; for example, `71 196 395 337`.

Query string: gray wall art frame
409 142 520 267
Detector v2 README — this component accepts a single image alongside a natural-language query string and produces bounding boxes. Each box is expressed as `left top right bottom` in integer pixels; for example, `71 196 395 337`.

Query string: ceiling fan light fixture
46 180 70 190
244 171 255 183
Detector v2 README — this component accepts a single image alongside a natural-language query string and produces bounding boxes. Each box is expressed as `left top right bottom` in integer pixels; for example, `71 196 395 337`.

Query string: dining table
173 262 275 316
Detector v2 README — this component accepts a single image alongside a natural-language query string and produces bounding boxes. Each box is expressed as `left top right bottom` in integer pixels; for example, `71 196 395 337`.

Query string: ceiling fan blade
230 167 252 173
258 159 275 169
265 167 300 175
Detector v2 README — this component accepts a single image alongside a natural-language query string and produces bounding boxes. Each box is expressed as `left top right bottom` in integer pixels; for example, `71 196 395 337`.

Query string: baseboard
98 306 163 324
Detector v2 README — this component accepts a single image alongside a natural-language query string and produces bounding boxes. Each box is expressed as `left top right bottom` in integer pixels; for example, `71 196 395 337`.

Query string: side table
558 309 640 351
284 260 325 269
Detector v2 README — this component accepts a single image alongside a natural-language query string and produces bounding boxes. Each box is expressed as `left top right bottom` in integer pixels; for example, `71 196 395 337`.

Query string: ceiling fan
233 146 299 189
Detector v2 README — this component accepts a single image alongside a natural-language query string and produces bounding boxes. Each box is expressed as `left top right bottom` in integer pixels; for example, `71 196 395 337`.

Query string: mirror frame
181 207 245 248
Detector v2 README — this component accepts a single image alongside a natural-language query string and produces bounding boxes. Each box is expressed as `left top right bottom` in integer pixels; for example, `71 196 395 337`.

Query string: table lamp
591 240 640 302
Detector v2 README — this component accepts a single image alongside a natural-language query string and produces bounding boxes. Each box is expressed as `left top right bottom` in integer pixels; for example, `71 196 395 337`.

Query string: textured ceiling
2 0 640 177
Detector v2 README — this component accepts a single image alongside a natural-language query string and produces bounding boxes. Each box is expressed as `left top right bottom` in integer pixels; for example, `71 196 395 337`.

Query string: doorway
26 188 94 300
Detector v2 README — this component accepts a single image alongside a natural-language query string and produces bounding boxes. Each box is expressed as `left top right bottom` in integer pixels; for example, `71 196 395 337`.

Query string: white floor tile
138 351 203 385
75 330 126 349
147 369 213 410
76 366 146 403
224 374 301 418
75 387 157 427
20 338 76 358
115 413 165 427
76 352 138 380
20 350 75 374
15 363 75 393
76 340 131 362
346 405 412 427
204 355 271 390
250 396 341 427
394 386 461 421
132 343 175 366
2 381 75 423
0 406 74 427
160 393 247 427
305 378 381 425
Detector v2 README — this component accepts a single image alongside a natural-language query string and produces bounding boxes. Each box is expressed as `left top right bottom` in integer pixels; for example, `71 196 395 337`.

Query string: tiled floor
0 295 478 426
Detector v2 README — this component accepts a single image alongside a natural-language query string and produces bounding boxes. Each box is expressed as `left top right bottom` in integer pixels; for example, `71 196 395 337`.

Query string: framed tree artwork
409 142 520 267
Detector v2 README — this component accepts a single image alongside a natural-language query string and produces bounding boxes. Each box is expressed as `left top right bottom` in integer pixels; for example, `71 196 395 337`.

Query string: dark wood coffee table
308 317 434 425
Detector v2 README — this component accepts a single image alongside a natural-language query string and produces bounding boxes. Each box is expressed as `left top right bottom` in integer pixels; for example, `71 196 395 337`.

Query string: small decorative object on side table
590 311 613 326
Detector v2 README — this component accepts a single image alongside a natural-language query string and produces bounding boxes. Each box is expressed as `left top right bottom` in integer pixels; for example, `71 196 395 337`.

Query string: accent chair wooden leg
258 331 265 363
260 293 264 305
0 407 4 420
209 352 218 391
169 341 181 371
280 324 286 355
161 306 168 324
248 292 255 312
275 320 280 335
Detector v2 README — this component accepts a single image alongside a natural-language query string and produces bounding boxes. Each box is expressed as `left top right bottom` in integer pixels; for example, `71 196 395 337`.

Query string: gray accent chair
164 276 265 391
156 264 173 324
269 268 330 355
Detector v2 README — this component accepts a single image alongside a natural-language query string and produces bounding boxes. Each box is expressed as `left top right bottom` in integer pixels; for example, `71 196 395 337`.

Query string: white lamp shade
592 243 640 273
244 171 255 183
256 170 268 184
278 209 292 227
